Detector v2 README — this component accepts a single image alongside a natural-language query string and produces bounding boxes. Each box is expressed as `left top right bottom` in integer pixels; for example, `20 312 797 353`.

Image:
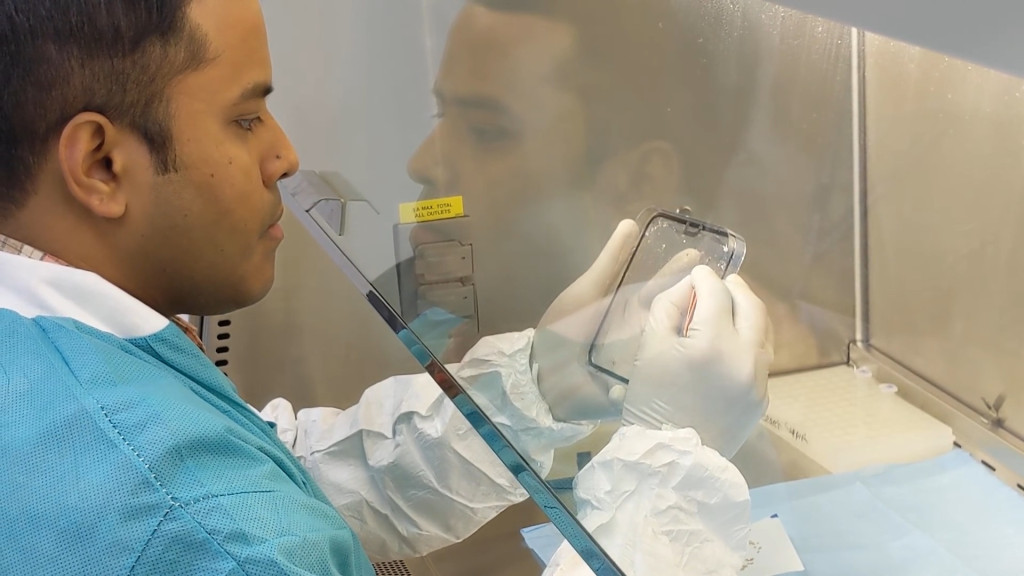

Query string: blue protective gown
0 256 374 575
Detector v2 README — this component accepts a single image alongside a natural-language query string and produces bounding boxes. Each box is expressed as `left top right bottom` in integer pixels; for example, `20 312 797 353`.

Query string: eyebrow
235 82 274 105
434 87 518 120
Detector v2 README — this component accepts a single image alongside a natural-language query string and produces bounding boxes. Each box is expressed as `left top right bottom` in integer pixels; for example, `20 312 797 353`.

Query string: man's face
407 4 616 332
129 0 299 315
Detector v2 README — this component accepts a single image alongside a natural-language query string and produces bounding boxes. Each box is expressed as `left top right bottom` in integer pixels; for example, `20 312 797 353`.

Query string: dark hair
471 0 755 181
0 0 210 219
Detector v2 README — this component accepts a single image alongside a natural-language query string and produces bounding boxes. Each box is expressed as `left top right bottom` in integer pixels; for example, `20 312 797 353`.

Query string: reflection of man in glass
393 6 777 568
406 0 738 344
405 0 817 369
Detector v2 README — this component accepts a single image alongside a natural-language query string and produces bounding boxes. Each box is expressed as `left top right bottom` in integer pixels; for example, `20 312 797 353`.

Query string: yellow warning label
399 196 465 224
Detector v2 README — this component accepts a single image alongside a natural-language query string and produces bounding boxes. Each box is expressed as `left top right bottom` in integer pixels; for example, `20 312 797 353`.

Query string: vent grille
203 315 235 378
373 560 413 576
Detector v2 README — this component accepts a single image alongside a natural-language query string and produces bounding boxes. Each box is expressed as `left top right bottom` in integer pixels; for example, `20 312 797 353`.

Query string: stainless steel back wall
865 33 1024 440
681 1 855 371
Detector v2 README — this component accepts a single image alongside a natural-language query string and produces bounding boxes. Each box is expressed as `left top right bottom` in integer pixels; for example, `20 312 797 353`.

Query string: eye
235 116 264 132
467 124 513 145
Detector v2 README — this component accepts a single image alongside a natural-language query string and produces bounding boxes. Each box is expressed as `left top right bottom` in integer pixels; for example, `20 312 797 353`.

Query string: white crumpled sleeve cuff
258 397 298 449
252 329 597 561
260 373 531 561
454 329 597 477
543 425 751 576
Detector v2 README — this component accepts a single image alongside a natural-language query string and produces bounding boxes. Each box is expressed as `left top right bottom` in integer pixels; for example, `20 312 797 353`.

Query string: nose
264 113 301 187
407 127 445 201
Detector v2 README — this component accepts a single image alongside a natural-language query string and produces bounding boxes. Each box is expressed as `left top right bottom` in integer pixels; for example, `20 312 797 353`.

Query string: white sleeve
541 426 751 576
259 329 594 561
452 329 597 473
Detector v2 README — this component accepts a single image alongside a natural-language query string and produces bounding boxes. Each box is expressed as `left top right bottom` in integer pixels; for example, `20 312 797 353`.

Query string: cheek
185 157 268 233
441 124 591 256
529 101 590 180
460 145 583 218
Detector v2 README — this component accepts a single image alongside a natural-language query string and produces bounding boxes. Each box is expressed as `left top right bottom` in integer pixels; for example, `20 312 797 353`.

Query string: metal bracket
280 170 378 237
983 393 1008 428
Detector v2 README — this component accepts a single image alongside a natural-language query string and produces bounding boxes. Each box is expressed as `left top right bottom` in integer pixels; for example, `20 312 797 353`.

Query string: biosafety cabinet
198 1 1024 574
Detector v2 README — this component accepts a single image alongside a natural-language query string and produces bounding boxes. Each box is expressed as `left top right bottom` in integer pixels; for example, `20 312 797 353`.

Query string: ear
57 112 135 219
599 140 682 211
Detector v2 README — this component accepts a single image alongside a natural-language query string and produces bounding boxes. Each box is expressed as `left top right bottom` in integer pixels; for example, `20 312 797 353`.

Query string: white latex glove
532 220 638 422
622 266 774 458
533 221 701 422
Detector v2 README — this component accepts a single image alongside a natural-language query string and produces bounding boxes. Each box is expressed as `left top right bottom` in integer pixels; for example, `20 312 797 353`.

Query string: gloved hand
622 266 774 458
532 220 638 422
533 220 700 422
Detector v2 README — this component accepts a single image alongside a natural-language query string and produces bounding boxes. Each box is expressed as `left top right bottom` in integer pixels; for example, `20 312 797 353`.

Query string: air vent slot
373 560 413 576
204 315 236 379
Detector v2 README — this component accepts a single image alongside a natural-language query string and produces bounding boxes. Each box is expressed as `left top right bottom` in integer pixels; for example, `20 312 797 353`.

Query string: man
0 1 770 575
405 0 821 371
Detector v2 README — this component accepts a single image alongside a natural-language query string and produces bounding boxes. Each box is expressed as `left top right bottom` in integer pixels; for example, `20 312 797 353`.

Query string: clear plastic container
588 208 746 384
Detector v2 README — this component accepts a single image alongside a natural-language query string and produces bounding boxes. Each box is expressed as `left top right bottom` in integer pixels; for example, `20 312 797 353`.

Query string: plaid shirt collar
0 234 205 351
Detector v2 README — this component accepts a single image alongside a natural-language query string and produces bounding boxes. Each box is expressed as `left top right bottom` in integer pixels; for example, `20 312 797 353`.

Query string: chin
216 266 276 315
243 269 277 309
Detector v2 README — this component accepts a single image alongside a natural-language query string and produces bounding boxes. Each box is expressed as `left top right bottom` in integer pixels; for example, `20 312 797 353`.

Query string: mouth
264 206 286 241
269 206 284 228
408 224 441 252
